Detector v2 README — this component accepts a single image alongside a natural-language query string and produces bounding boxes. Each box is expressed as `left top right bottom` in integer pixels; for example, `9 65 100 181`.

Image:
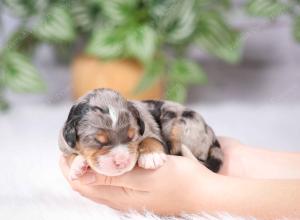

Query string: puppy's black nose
179 118 186 124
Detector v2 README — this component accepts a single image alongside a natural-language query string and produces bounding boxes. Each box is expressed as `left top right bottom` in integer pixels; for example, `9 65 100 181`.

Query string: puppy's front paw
69 155 89 180
138 152 167 169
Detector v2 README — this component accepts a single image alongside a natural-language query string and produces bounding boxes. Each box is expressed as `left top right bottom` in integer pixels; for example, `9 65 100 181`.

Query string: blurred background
0 0 299 219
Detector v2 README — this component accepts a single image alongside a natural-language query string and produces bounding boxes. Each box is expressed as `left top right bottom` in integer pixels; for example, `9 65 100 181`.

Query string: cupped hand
59 154 213 215
59 137 244 214
60 137 300 218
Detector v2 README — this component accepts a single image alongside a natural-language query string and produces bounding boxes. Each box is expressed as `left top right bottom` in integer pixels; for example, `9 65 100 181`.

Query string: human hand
60 154 213 215
217 136 245 176
60 137 300 218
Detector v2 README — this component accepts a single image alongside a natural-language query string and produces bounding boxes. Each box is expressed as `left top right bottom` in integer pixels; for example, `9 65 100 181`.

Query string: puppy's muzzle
88 144 138 176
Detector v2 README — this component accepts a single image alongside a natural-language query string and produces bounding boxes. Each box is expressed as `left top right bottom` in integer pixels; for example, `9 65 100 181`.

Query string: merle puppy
59 88 223 179
143 100 223 172
59 88 166 178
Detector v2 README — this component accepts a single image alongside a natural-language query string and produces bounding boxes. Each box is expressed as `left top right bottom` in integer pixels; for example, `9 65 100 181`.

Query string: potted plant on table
1 0 299 110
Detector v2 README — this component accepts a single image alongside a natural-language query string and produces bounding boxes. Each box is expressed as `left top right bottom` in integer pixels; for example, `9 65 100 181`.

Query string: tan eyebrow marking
127 127 136 139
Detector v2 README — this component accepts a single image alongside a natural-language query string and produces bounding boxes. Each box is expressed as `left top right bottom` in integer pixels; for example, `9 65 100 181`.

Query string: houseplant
0 0 300 110
0 0 240 109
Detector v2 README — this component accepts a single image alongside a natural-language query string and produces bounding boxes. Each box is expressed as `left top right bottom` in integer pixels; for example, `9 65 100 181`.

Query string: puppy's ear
128 102 145 136
62 102 89 149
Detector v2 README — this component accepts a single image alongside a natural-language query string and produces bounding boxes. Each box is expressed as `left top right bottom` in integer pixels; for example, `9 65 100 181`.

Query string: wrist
219 140 248 177
196 173 255 216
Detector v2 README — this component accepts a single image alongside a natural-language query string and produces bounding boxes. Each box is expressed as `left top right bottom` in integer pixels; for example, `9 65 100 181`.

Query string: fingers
60 154 199 191
66 174 146 210
60 155 147 210
78 166 153 191
81 155 200 190
70 180 126 202
69 155 89 180
60 155 71 180
59 154 151 190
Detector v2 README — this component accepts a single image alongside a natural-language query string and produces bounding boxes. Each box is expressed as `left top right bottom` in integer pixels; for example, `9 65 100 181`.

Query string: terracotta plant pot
71 55 164 100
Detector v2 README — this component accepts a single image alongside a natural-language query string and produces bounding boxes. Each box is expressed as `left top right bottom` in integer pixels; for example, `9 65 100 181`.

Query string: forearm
219 138 300 179
242 146 300 179
201 174 300 219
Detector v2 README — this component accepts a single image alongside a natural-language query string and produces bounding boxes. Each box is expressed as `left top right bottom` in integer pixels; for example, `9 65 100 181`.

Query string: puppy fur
143 100 223 172
60 88 223 177
60 89 165 176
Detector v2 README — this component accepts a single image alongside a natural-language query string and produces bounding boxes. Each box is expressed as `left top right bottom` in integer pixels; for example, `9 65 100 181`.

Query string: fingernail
80 172 96 184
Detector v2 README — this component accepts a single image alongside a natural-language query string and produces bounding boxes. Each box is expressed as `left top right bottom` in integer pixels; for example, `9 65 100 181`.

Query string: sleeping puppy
143 100 223 172
59 88 223 179
59 88 166 178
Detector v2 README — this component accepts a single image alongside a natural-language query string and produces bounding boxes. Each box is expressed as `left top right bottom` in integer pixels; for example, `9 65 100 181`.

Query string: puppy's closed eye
182 110 195 118
162 111 176 120
95 132 109 146
91 106 109 114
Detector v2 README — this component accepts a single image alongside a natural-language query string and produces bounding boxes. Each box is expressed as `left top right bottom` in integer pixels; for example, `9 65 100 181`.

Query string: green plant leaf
246 0 289 18
3 28 36 54
151 0 196 43
126 25 157 63
85 27 125 58
70 0 100 32
170 59 207 84
3 0 37 17
195 0 231 9
33 5 76 43
101 0 137 25
134 59 163 94
293 15 300 42
70 2 93 31
2 51 46 93
196 12 242 63
0 72 8 111
165 83 186 103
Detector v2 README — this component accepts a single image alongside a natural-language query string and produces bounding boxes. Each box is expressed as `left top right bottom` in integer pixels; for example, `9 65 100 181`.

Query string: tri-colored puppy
59 88 166 178
143 100 223 172
59 88 223 179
